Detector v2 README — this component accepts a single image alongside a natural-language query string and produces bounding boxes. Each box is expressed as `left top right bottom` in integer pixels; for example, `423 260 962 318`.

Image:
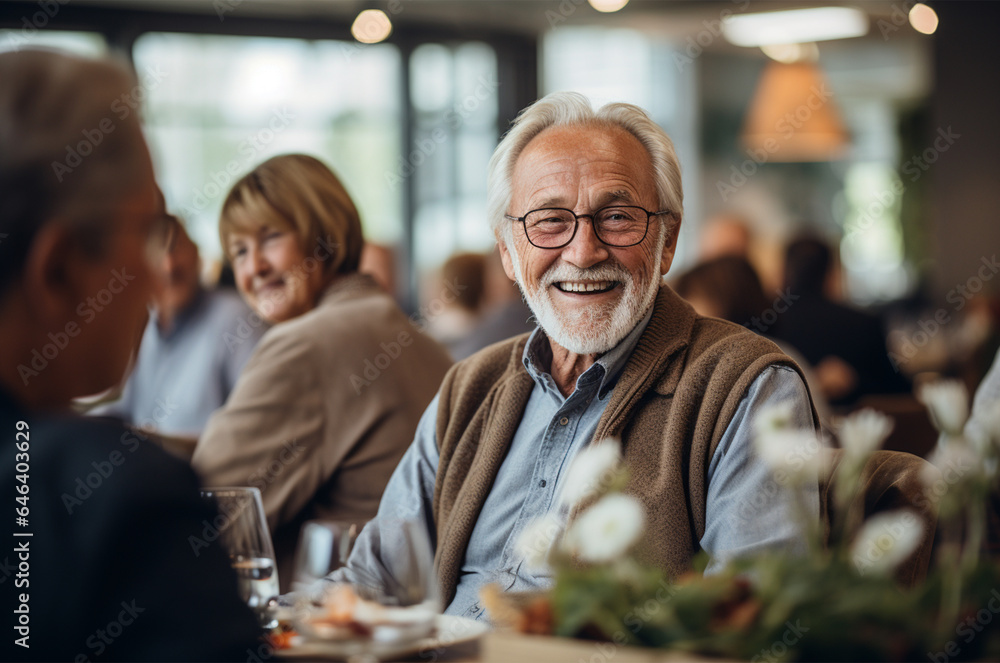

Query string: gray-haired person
329 92 819 621
0 50 260 660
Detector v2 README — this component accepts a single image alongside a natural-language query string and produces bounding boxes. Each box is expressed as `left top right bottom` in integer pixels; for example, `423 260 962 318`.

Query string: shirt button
559 417 569 426
539 479 547 487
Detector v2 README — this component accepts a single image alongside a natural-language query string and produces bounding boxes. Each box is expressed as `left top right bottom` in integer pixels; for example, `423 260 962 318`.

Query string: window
133 32 403 262
542 27 700 268
409 42 499 273
0 29 105 56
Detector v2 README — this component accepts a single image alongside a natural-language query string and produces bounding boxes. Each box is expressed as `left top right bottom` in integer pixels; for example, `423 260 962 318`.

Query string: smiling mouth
256 280 285 295
554 281 619 294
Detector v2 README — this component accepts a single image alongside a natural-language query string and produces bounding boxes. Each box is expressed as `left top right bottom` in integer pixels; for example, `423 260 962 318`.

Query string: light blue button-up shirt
332 311 817 621
91 288 265 436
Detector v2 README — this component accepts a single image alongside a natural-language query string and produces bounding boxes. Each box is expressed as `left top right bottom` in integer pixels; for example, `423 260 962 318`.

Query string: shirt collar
521 304 656 399
153 287 206 340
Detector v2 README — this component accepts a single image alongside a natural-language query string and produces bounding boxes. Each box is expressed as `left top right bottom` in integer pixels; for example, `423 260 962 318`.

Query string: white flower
754 428 827 480
838 409 894 460
753 401 797 436
558 439 622 509
966 401 1000 456
851 509 924 576
562 494 644 563
923 438 983 485
514 513 563 571
919 380 970 436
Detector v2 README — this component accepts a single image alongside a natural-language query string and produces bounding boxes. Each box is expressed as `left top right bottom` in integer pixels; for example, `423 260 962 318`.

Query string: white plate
279 614 489 661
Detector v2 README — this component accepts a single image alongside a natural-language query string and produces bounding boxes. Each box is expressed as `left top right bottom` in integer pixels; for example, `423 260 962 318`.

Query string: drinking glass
200 487 279 625
294 518 439 660
291 520 362 599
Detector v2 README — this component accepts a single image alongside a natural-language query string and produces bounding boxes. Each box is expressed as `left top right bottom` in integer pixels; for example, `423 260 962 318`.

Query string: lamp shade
741 60 849 162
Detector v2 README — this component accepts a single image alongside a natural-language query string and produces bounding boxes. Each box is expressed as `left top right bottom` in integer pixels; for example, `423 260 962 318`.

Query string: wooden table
386 631 722 663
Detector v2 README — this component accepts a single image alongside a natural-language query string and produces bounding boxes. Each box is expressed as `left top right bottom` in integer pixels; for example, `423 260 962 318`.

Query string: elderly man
0 50 259 660
335 92 817 619
92 216 265 437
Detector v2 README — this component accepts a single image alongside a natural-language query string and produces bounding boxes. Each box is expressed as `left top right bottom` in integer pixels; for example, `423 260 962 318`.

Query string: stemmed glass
200 487 279 626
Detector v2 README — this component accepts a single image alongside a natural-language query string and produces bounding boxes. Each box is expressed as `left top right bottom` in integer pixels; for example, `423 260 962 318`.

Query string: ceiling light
760 43 820 63
588 0 629 12
723 7 868 47
741 61 850 162
351 9 392 44
909 3 939 35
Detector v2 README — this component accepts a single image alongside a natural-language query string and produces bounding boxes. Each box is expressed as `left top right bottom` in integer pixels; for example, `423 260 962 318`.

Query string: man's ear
659 216 681 276
21 223 90 324
496 235 518 283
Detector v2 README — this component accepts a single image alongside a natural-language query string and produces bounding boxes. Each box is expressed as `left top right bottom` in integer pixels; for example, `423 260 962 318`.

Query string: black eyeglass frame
504 205 673 249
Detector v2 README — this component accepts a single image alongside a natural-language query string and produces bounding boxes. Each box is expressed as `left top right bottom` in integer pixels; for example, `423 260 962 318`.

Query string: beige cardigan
431 286 814 605
193 274 453 590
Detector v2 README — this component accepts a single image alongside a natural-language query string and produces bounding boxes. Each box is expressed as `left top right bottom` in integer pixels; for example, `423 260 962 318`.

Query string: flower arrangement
483 379 1000 661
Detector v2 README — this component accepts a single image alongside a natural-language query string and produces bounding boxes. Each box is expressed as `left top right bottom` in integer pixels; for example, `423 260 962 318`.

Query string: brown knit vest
432 286 813 606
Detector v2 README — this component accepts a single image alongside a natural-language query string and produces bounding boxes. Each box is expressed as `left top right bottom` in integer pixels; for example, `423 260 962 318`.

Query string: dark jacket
0 388 260 662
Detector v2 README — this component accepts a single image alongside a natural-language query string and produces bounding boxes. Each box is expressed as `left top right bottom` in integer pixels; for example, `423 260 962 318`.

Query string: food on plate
301 583 436 643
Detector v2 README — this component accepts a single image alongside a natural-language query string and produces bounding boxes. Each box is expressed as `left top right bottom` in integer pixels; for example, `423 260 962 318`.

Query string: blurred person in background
697 212 754 261
359 242 397 297
771 235 910 407
424 251 487 358
674 255 831 429
450 248 536 360
91 214 265 437
192 154 452 591
0 49 259 661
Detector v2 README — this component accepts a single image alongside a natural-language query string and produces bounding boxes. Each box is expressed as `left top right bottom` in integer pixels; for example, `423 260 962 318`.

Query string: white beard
511 232 666 356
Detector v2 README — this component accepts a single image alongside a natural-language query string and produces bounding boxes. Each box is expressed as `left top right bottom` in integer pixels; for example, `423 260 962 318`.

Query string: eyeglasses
504 205 672 249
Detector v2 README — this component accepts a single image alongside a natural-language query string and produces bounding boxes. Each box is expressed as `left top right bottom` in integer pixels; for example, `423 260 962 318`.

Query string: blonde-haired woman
193 154 452 590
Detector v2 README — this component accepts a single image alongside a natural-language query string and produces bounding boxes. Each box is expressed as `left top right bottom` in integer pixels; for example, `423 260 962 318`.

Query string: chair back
819 449 939 586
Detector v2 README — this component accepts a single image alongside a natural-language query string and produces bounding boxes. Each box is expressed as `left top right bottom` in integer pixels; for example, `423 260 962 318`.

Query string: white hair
486 91 684 247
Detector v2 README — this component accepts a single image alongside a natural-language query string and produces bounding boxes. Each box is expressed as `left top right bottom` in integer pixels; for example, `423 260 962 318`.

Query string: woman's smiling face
227 224 327 324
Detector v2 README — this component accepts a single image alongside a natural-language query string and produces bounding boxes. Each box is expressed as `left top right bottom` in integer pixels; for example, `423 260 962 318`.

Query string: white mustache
541 263 632 288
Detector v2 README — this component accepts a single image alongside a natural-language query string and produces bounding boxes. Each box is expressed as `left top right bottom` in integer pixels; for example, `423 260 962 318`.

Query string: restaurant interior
3 0 1000 660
